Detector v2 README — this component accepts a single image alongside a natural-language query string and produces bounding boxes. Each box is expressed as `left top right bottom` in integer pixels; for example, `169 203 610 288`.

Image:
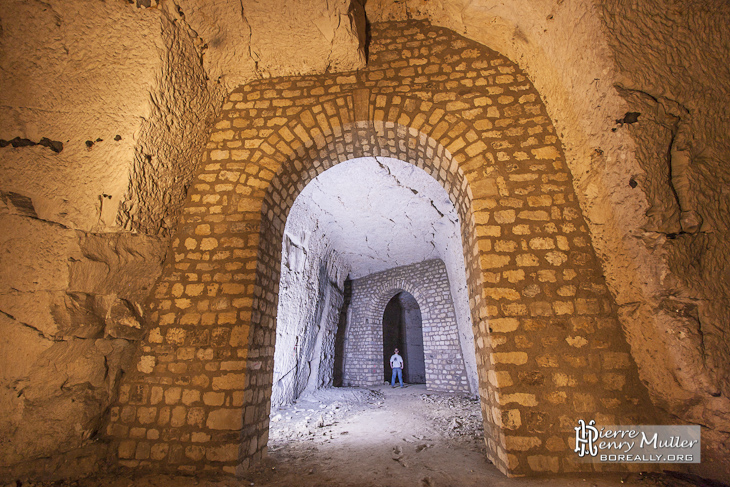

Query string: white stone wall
343 260 472 393
271 199 348 408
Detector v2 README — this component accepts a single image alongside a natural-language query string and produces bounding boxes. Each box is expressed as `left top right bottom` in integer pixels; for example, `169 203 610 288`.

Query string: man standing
390 348 404 388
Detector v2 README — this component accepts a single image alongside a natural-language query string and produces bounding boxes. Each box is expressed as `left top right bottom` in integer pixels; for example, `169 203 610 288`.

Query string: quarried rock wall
0 0 366 478
0 214 165 477
272 196 348 408
601 4 730 467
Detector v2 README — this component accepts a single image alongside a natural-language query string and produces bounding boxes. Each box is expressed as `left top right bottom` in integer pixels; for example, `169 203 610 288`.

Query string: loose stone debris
5 385 724 487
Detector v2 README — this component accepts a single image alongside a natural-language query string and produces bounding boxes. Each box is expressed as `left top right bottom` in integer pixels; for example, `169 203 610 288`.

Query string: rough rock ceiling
288 157 460 279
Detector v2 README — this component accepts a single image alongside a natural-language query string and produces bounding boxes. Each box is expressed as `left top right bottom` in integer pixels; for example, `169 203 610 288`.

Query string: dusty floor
248 384 721 487
10 385 725 487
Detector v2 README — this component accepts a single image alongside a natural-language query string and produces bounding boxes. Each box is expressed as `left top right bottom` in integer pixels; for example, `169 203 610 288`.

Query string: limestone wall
0 0 365 478
1 13 176 475
0 224 166 477
344 260 471 393
367 0 730 477
600 1 730 456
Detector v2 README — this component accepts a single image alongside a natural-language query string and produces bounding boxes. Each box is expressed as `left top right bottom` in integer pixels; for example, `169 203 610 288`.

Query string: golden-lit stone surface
1 0 729 483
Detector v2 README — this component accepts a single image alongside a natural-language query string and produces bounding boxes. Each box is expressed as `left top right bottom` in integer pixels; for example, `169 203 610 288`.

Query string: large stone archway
239 116 490 471
106 20 656 477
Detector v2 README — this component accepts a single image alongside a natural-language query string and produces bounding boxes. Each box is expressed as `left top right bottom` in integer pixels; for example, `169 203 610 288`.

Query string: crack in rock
0 136 63 153
0 308 63 342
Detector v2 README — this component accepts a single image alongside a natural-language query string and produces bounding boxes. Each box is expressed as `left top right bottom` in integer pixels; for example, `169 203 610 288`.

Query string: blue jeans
391 367 403 387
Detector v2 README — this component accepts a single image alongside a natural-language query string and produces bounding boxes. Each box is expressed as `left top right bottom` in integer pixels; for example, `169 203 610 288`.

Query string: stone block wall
106 20 657 477
343 259 470 393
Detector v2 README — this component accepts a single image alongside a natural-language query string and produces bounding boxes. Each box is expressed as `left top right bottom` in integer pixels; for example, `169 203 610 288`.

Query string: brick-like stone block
212 373 246 390
206 409 243 430
204 392 226 406
206 443 240 462
602 351 631 370
493 352 528 365
499 393 538 407
527 455 560 472
505 436 541 451
489 318 519 333
118 440 136 459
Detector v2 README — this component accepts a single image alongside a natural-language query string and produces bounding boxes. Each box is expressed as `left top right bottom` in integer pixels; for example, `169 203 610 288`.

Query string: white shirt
390 353 403 368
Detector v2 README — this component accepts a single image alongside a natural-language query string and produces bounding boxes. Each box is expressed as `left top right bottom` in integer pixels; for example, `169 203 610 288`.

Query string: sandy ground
10 384 725 487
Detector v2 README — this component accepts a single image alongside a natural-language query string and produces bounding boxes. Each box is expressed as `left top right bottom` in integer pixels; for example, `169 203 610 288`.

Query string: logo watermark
574 420 701 463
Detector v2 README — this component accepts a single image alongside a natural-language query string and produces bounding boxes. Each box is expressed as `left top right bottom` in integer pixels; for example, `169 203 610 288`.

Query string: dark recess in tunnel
333 277 352 387
382 292 425 384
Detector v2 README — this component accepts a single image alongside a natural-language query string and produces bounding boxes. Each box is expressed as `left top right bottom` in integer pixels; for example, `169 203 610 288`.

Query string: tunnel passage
270 156 475 407
345 259 470 392
382 292 425 384
107 20 656 478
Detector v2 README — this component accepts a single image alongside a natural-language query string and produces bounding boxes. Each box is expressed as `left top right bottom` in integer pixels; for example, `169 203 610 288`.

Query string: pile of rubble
420 392 484 447
268 388 384 445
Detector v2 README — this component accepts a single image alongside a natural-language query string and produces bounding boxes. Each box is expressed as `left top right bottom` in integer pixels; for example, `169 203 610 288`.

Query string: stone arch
372 286 430 329
363 280 430 386
345 259 470 393
241 118 489 467
378 289 426 385
381 291 426 384
106 20 657 478
253 116 481 324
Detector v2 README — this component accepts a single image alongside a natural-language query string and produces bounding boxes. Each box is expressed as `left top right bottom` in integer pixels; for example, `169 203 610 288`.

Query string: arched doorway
382 292 425 384
270 156 474 406
107 20 653 478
